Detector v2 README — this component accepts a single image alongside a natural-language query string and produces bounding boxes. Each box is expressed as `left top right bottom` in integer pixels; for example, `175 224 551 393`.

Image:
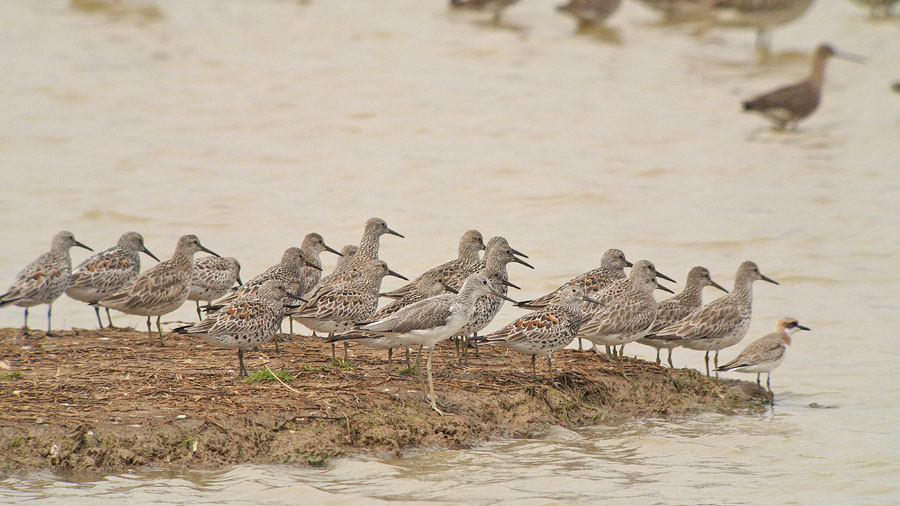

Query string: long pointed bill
760 274 779 285
836 51 865 63
324 243 343 256
710 279 729 293
235 275 243 286
442 283 459 294
305 261 323 271
797 324 811 331
513 256 535 269
624 259 634 268
142 246 161 262
74 240 93 252
199 245 220 257
488 287 518 304
286 292 308 303
655 271 676 283
581 295 603 306
655 281 675 294
510 247 529 259
500 278 521 290
386 228 404 238
388 269 408 281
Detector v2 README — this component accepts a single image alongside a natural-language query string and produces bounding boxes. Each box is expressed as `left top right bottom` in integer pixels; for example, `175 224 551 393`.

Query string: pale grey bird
355 273 516 415
97 235 219 346
325 269 459 375
66 231 158 328
716 317 810 393
1 231 93 335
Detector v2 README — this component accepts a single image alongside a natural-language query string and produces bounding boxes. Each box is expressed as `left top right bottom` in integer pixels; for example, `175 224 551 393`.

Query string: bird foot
430 401 447 416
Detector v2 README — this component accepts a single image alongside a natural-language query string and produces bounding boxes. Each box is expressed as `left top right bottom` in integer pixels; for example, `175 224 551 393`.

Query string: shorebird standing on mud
716 317 810 394
66 231 157 328
97 235 218 346
1 231 93 335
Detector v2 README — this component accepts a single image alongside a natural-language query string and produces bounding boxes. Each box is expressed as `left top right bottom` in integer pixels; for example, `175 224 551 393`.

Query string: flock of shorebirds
1 220 808 414
454 0 883 130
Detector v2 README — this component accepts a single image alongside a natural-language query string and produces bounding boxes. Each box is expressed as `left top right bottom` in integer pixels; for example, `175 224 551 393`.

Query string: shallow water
2 0 899 503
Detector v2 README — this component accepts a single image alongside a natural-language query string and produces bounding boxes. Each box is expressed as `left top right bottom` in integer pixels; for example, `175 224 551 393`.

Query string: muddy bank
0 327 770 474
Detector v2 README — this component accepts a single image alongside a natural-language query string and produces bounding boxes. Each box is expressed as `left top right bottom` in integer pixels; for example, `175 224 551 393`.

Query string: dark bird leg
605 346 612 359
145 317 153 345
23 308 30 334
756 373 761 386
289 318 293 336
195 301 202 321
387 348 393 377
105 308 115 328
238 349 248 377
667 348 674 369
405 346 412 371
714 351 719 379
655 348 661 366
94 306 104 329
766 373 771 393
578 337 583 351
704 351 710 377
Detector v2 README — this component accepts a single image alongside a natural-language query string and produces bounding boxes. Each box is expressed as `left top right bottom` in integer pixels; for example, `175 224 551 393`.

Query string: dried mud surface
0 326 770 475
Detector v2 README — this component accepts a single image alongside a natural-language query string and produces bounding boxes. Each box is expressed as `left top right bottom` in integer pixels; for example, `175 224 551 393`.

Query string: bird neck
673 278 704 307
459 242 481 263
730 276 754 302
356 233 381 261
809 54 830 91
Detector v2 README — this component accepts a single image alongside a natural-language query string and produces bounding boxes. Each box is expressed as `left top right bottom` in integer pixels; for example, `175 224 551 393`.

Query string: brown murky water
2 0 899 503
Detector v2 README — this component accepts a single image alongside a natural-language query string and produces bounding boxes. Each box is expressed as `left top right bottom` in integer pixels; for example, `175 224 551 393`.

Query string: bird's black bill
761 274 779 285
388 269 408 281
488 287 518 304
624 259 634 268
836 51 865 63
513 256 535 269
710 279 728 293
581 295 603 306
286 292 308 303
386 228 404 238
235 275 243 286
305 261 324 271
200 245 221 257
75 240 93 252
324 244 343 256
655 271 676 283
510 247 529 259
655 281 675 294
500 279 521 290
142 246 161 262
798 324 811 331
442 283 459 294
